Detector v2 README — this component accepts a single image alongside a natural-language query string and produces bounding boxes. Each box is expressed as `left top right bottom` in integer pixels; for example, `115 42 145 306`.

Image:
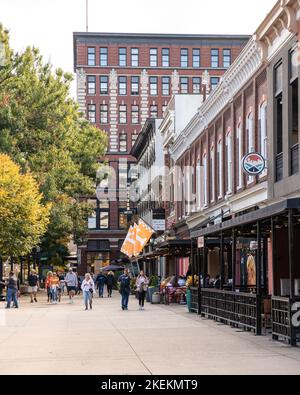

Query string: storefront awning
191 198 300 239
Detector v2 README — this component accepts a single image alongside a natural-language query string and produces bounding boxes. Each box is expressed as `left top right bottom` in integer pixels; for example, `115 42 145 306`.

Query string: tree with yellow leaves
0 154 51 258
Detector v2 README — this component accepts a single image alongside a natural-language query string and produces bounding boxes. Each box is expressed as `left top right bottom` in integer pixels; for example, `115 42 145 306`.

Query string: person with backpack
118 268 131 311
65 268 78 304
95 271 107 298
136 271 149 311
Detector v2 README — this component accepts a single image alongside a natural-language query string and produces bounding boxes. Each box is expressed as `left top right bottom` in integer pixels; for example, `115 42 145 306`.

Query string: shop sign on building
242 153 266 176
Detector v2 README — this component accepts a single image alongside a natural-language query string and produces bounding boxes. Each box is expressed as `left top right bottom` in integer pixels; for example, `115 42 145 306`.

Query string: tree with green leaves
0 154 51 257
0 25 107 263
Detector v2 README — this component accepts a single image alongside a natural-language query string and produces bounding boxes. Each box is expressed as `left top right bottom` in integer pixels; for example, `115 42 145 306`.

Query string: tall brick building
73 32 250 274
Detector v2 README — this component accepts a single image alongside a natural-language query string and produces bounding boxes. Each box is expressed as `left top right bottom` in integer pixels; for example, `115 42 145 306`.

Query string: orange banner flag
133 220 154 257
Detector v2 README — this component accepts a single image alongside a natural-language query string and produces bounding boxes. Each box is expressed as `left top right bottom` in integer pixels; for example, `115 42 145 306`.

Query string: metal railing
201 289 258 332
291 143 299 175
272 297 291 342
190 287 199 313
276 152 283 181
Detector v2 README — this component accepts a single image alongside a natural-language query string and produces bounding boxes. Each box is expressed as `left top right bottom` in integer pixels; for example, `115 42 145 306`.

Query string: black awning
191 198 300 239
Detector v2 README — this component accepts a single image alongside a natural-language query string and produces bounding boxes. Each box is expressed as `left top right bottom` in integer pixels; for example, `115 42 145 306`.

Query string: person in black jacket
95 271 107 298
118 269 131 311
106 271 114 298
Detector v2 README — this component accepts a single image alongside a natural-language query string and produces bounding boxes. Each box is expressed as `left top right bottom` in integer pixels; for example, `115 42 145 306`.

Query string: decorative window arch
259 102 268 159
196 158 201 210
246 112 255 183
210 144 215 202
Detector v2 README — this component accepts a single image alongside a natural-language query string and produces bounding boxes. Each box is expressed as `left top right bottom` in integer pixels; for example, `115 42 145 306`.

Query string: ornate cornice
171 38 262 161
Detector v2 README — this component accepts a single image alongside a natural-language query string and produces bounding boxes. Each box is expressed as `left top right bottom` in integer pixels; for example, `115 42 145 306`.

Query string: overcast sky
1 0 277 96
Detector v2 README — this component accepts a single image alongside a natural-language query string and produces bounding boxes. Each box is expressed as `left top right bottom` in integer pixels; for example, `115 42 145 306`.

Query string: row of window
274 47 299 181
88 103 165 125
87 47 231 69
87 199 130 230
179 104 268 217
87 75 220 96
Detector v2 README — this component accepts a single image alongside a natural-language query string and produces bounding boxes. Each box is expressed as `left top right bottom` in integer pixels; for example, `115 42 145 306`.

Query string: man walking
95 271 106 298
118 269 131 311
28 270 39 303
65 268 78 304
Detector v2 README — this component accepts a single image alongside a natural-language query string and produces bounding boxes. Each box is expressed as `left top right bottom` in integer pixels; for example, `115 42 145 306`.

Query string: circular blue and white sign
242 153 266 176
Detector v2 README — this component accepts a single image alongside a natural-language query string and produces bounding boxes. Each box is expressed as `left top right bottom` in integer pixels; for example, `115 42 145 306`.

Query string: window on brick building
150 105 158 118
150 48 158 67
193 49 200 68
237 123 243 188
150 77 158 95
88 104 96 124
100 47 108 66
210 77 220 90
119 105 127 124
180 77 189 94
100 104 108 124
131 105 139 124
100 76 108 95
119 162 128 189
118 76 127 95
203 154 208 207
131 48 139 67
87 47 96 66
119 48 127 67
275 62 283 181
162 77 170 96
210 145 215 202
193 77 201 94
131 76 139 95
119 133 127 153
259 103 268 177
196 160 201 210
181 49 188 67
132 132 138 147
246 113 255 183
100 211 109 229
226 132 233 194
119 210 128 230
290 49 299 175
211 49 219 68
162 48 170 67
223 49 231 68
217 140 223 198
87 75 96 95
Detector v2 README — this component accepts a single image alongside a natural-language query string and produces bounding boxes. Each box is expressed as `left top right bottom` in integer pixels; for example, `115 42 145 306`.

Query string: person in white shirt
81 273 95 310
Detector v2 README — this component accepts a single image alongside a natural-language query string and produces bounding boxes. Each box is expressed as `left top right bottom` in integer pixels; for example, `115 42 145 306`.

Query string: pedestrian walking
81 273 95 310
106 271 114 298
118 268 131 311
45 271 53 302
65 268 78 304
0 272 19 309
136 271 149 311
95 271 107 298
50 272 60 304
28 270 39 303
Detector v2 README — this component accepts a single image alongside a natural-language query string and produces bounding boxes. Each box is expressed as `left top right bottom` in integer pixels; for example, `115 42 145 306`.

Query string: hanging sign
242 153 266 176
291 302 300 328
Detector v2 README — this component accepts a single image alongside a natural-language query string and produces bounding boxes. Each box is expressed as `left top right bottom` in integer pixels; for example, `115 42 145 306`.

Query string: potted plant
147 275 160 303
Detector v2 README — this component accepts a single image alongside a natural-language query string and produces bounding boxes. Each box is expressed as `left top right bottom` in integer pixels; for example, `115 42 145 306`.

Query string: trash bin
186 288 192 312
151 292 161 304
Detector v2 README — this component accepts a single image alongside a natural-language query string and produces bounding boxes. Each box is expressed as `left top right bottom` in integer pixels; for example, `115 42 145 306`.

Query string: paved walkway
0 292 300 375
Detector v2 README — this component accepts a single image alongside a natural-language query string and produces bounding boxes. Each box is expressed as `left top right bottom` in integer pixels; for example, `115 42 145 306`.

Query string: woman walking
81 273 95 310
136 271 149 311
106 271 114 298
50 272 60 304
45 271 53 303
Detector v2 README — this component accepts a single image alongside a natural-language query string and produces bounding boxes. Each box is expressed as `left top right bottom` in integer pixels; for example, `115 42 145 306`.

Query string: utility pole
86 0 89 32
